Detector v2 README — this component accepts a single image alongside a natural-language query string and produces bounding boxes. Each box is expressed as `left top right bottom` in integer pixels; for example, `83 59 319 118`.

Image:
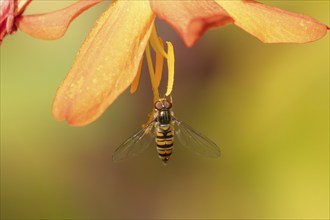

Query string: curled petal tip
185 15 233 47
216 0 329 43
17 0 103 40
151 0 233 47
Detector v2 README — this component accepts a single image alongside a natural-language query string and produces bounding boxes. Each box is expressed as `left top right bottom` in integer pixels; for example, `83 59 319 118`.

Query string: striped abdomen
155 124 174 164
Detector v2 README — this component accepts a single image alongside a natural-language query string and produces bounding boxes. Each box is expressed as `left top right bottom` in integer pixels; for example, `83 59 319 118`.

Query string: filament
150 26 168 59
145 43 160 102
154 37 164 89
133 24 175 108
165 41 174 96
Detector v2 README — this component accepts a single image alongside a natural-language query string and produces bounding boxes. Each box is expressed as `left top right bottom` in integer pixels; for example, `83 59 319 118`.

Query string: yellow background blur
1 1 329 219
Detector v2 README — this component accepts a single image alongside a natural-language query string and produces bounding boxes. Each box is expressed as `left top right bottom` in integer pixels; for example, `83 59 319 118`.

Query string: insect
112 98 221 164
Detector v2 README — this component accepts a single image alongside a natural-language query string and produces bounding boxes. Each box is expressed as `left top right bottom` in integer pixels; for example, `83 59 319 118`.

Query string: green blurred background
1 1 329 219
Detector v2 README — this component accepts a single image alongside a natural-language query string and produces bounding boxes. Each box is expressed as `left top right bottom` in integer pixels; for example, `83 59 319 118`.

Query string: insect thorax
157 109 172 125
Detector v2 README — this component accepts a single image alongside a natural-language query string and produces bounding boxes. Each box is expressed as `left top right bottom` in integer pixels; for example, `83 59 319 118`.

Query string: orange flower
52 0 328 126
152 1 329 45
0 0 102 44
2 1 328 126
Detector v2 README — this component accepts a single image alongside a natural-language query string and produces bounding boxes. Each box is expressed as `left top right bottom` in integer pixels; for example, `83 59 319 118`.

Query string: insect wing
174 119 221 158
112 122 155 162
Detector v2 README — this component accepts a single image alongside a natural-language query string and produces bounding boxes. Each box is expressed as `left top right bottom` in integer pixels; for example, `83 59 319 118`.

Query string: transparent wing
112 122 155 162
174 119 221 158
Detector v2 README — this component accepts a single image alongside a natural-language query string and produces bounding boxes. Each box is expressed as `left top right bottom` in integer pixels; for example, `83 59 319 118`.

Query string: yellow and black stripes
155 124 174 164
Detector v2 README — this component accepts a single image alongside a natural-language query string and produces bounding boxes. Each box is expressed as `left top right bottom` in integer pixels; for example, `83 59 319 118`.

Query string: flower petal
215 0 329 43
150 0 233 47
16 0 102 40
52 1 155 126
16 0 32 15
0 0 31 44
130 58 143 94
0 0 11 24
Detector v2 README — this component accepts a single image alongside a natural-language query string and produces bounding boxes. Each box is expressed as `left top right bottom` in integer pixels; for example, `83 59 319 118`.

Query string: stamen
154 37 164 89
130 58 143 94
165 41 175 96
150 25 168 59
145 43 160 102
142 26 176 127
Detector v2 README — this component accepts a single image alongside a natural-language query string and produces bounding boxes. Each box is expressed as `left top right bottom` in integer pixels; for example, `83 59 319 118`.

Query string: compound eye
164 100 172 109
155 101 163 110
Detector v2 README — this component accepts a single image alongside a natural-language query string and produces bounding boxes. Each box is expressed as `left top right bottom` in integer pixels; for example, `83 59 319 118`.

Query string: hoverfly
112 98 221 164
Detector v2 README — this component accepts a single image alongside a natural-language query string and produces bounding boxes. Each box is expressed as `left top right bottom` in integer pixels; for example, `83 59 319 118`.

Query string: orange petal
16 0 32 15
52 1 155 126
150 0 233 47
16 0 103 40
130 58 143 94
215 0 329 43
